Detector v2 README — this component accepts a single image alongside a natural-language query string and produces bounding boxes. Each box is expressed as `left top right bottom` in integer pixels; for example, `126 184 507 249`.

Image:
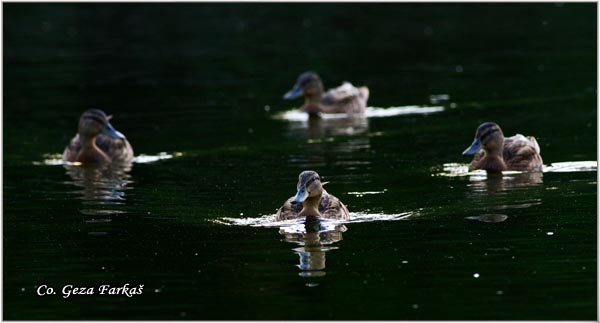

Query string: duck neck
80 133 96 146
488 139 505 158
298 194 322 218
77 134 110 163
303 94 323 114
480 145 507 174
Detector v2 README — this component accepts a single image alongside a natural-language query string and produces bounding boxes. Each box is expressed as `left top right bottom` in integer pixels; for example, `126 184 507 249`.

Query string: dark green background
4 3 597 320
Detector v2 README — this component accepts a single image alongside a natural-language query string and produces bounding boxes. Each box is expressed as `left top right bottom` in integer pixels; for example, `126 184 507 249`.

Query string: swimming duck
62 109 134 164
283 72 369 115
276 170 350 221
462 122 543 173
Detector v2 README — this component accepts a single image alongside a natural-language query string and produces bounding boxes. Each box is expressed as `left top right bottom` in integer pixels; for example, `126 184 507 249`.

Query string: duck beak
283 83 302 100
462 138 481 156
103 122 126 139
290 186 308 205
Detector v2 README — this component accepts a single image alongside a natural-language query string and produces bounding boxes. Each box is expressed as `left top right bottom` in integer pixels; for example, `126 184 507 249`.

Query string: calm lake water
4 3 597 320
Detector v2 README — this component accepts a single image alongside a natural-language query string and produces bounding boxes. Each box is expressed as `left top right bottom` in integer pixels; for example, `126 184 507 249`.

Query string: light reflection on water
273 105 445 122
33 152 183 166
217 212 413 283
215 211 414 227
436 161 597 178
465 214 509 223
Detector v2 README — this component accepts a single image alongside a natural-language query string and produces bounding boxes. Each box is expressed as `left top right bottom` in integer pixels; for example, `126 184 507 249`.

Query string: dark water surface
4 3 597 320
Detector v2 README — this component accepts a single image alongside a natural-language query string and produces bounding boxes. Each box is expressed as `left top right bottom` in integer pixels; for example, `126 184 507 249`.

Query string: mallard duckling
276 170 350 221
462 122 543 173
283 72 369 115
63 109 134 164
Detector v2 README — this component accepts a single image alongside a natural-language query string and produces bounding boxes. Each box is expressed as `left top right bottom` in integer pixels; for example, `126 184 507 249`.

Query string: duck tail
359 86 370 101
528 136 541 154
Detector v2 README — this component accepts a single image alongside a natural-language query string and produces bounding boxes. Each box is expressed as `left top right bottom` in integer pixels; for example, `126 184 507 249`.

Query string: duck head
283 72 324 100
462 122 505 156
290 170 327 205
78 109 126 140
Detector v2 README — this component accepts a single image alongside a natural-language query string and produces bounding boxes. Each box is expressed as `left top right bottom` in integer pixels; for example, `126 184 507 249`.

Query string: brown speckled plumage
62 109 134 164
283 72 369 115
276 190 350 221
63 133 134 163
464 122 543 173
276 171 350 221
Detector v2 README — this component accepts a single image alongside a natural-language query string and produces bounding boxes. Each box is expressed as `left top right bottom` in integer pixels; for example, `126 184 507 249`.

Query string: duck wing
275 191 350 221
62 134 82 162
321 82 369 114
95 134 134 162
468 149 486 171
275 197 303 221
318 191 350 220
503 134 543 172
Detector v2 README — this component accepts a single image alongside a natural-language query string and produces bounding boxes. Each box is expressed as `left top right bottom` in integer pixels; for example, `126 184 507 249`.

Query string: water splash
345 211 414 223
278 221 347 236
273 105 444 122
214 211 414 227
212 214 283 227
33 152 183 166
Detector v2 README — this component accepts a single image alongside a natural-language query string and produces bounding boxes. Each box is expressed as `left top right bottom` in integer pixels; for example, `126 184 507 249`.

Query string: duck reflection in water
467 171 543 196
467 172 543 212
305 114 369 139
63 162 133 217
279 220 347 278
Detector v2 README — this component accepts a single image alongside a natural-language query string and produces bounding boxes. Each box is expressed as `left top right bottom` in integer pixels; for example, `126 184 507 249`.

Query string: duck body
277 189 350 221
63 133 134 163
276 171 350 221
283 72 369 115
463 122 543 173
62 109 134 164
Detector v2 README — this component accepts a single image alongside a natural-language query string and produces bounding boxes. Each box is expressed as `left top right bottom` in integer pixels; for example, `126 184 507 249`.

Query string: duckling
62 109 134 164
283 72 369 115
462 122 543 173
276 170 350 221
